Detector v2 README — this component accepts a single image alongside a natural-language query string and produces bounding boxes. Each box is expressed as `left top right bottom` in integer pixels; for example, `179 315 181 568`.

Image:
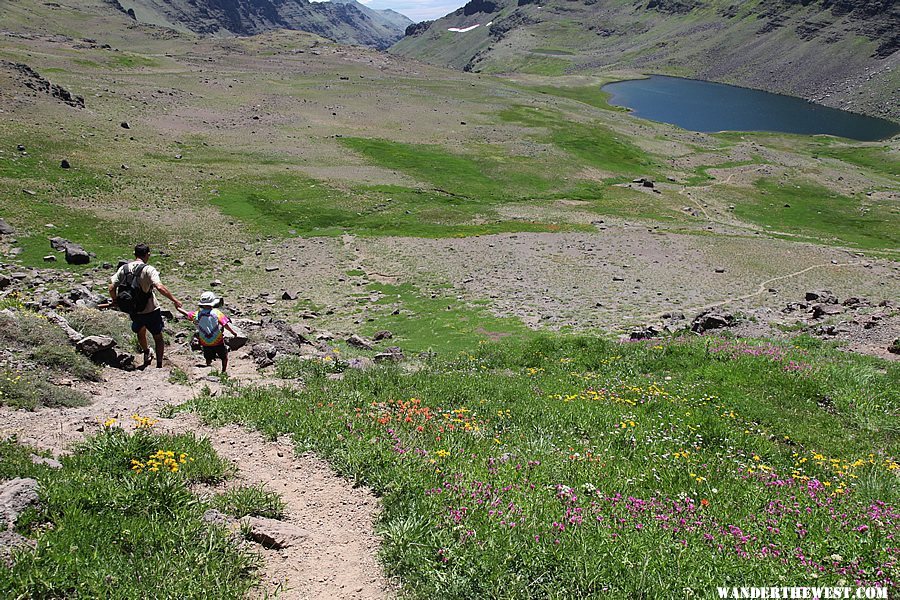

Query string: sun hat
198 291 218 307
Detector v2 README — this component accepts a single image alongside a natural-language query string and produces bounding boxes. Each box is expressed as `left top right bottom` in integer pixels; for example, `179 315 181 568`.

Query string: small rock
0 478 40 529
210 279 222 287
43 255 56 262
347 357 375 370
0 219 14 235
281 291 297 301
120 121 130 129
244 516 307 549
264 265 279 272
60 159 70 169
372 330 393 341
29 455 62 469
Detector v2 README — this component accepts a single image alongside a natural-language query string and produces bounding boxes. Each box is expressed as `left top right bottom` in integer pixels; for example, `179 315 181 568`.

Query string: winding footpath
0 350 392 600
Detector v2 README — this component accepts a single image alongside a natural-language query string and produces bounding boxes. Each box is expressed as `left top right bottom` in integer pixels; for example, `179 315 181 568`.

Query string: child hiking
177 291 237 373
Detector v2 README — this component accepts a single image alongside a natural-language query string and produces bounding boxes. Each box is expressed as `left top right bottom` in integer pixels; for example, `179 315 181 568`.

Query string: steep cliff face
391 0 899 119
115 0 412 48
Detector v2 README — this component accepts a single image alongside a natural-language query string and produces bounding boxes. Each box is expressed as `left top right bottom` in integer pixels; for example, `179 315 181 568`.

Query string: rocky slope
391 0 900 119
112 0 412 48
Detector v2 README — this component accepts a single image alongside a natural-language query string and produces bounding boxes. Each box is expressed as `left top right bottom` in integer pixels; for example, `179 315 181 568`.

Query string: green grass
527 84 628 113
211 484 286 520
361 282 534 356
182 334 899 598
109 54 159 68
483 55 572 76
530 48 575 56
814 145 900 179
733 179 900 251
340 138 556 200
499 106 659 177
209 158 592 239
0 426 258 597
0 132 170 269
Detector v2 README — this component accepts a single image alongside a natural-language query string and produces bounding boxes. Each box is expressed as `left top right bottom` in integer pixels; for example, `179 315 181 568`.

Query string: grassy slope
0 427 259 597
186 334 900 597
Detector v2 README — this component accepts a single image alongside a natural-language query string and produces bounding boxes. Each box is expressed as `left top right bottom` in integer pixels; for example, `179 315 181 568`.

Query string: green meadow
180 334 899 598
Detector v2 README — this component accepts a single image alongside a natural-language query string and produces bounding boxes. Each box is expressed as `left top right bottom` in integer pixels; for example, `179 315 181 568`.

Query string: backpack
196 309 222 346
116 263 151 315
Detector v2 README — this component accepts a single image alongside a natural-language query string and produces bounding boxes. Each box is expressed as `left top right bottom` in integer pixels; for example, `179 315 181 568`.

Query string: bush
211 484 286 519
0 367 89 410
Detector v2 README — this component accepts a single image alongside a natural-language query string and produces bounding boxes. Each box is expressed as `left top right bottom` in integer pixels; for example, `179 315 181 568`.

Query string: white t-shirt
111 261 162 314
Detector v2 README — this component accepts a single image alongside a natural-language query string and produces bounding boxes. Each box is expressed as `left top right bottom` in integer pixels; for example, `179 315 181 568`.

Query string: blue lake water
602 75 900 142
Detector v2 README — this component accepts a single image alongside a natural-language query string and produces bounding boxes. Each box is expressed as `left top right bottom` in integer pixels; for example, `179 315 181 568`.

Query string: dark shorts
202 343 228 362
130 309 164 335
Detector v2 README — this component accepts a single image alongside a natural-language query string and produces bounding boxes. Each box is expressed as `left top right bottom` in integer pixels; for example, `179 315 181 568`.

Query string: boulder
0 478 39 529
76 335 116 356
49 237 90 264
91 348 135 370
0 275 10 290
805 290 837 304
39 290 70 309
629 326 661 340
68 285 105 307
374 347 404 363
346 334 374 350
842 297 870 308
250 343 277 368
889 339 900 355
372 330 393 341
225 333 249 351
0 219 14 235
60 159 70 169
281 291 297 301
811 304 844 319
260 320 308 355
64 245 90 265
690 311 735 333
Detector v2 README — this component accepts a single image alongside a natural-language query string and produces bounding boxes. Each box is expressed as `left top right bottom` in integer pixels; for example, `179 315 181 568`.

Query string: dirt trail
0 350 391 600
636 261 859 323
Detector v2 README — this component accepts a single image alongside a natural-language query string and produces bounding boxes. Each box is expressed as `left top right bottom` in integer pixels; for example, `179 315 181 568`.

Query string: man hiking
109 243 182 368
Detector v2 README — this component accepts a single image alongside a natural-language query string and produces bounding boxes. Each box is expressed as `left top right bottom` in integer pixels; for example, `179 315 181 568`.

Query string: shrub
211 484 286 519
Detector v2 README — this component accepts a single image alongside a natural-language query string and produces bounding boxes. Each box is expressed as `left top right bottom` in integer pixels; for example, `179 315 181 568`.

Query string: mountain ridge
391 0 899 119
111 0 412 49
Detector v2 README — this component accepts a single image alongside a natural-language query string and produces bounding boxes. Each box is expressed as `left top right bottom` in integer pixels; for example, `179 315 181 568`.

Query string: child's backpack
116 263 151 315
197 309 222 345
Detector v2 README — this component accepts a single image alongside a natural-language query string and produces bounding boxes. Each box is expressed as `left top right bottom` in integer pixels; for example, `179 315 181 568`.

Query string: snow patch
448 24 481 33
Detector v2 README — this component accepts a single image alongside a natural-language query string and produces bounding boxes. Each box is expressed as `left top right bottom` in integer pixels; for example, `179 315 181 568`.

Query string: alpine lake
602 75 900 141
